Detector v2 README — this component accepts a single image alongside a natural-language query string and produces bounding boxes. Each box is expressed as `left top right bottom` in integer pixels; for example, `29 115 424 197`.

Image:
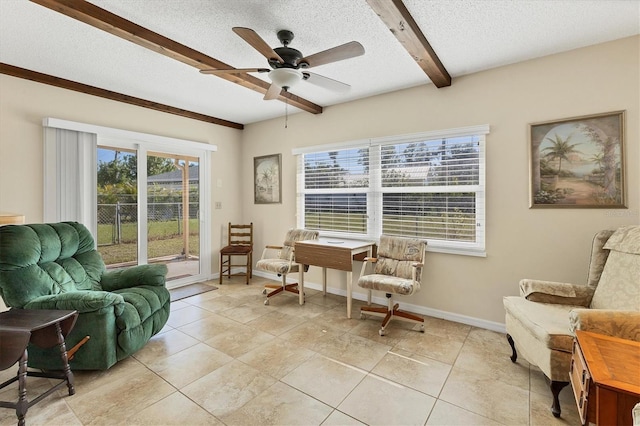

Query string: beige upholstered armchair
358 235 426 336
503 225 640 418
256 229 319 305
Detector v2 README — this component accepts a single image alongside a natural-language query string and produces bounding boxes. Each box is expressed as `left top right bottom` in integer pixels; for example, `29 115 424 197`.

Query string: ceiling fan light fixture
268 68 302 90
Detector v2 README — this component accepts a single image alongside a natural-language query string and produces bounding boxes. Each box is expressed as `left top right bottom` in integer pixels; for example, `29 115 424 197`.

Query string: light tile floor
0 276 582 425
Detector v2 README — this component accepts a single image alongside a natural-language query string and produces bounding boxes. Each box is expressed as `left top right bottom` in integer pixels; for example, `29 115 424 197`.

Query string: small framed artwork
254 153 282 204
529 111 626 208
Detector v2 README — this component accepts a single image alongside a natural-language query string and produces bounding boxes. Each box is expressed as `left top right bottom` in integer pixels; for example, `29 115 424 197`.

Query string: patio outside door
96 146 201 283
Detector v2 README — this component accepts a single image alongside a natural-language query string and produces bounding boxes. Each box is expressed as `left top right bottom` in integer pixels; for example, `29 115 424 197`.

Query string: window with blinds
300 148 369 234
380 136 482 243
295 125 488 256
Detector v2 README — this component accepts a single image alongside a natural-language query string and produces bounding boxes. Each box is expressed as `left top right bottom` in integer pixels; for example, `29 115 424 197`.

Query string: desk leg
322 268 327 295
353 246 373 319
55 322 75 396
347 270 353 319
299 266 305 305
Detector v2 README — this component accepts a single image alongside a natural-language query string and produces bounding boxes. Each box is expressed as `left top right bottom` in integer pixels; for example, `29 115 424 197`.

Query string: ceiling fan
201 27 365 100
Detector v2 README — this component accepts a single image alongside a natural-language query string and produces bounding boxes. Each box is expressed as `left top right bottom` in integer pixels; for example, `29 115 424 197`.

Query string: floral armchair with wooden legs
503 225 640 418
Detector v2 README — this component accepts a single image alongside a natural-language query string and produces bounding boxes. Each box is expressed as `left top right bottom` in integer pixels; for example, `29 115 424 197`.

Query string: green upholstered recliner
0 222 170 370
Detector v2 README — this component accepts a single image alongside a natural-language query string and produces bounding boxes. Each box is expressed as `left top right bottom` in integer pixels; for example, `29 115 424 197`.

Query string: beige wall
0 36 637 324
0 75 243 311
242 36 640 327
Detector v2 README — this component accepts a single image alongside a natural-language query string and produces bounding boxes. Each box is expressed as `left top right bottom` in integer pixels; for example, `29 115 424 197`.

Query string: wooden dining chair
219 223 253 284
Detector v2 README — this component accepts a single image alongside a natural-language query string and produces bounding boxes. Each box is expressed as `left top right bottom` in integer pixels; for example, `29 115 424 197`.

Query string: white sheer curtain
43 126 97 238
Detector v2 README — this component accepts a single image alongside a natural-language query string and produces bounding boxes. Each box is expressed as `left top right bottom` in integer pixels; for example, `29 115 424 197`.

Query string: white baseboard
252 270 506 334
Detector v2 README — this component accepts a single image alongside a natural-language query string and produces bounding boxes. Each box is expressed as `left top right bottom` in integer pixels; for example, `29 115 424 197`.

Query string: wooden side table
570 330 640 426
0 309 78 426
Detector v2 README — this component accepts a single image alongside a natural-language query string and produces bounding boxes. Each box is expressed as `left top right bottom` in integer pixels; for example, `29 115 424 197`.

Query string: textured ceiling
1 0 638 125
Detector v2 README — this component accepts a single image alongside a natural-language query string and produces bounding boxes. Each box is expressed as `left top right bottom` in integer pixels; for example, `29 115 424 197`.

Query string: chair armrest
24 291 125 315
260 245 284 260
411 262 424 282
359 257 378 277
100 264 168 291
569 309 640 342
519 279 593 306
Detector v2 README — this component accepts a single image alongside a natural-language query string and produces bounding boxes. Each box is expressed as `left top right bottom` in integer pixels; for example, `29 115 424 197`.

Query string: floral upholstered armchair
503 225 640 417
358 235 426 336
256 228 319 305
0 222 170 370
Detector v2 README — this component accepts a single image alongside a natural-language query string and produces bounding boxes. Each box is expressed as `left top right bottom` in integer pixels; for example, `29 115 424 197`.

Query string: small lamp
0 212 25 226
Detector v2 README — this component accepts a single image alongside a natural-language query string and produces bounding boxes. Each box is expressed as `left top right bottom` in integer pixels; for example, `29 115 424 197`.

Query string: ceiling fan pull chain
285 96 289 129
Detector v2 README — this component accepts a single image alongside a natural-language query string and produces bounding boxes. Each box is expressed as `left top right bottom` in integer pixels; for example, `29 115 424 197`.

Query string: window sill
426 245 487 258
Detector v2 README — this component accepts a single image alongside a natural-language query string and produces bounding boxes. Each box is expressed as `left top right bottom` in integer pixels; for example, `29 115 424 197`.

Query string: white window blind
295 125 488 256
299 148 369 234
380 136 483 245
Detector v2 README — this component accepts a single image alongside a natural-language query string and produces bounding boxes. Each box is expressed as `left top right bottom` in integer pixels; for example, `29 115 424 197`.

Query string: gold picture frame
254 153 282 204
529 111 626 208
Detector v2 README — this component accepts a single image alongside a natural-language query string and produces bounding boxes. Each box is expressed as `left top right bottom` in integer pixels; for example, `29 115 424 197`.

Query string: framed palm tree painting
254 153 282 204
529 111 626 208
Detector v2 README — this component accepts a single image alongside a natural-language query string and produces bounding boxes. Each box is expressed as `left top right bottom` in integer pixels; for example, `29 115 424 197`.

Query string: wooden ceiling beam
0 63 244 129
366 0 451 88
29 0 323 115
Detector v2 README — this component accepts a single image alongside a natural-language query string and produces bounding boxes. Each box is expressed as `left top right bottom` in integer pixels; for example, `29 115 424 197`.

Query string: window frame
293 125 489 257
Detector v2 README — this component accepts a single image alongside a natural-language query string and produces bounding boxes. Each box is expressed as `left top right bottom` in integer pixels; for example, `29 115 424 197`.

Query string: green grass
97 219 200 265
97 219 199 244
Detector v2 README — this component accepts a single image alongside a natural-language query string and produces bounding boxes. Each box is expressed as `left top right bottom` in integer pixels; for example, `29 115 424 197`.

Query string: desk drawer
570 339 590 425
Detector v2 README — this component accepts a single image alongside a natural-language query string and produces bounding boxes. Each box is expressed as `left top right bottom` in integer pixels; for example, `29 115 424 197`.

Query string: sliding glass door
96 147 139 266
146 152 200 279
41 118 214 289
97 143 205 285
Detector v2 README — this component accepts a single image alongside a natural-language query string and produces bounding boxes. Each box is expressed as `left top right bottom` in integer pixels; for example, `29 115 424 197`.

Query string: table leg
322 267 327 295
347 270 353 319
298 266 305 305
16 349 28 426
55 322 75 396
350 246 372 319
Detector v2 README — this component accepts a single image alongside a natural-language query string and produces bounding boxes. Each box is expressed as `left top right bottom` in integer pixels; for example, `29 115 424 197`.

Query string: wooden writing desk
570 330 640 426
295 238 375 319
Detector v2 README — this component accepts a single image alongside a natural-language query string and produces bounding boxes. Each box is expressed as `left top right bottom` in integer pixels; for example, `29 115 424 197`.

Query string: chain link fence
97 202 199 245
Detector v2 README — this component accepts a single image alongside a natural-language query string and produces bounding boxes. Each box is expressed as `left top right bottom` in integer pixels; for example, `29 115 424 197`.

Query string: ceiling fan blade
233 27 284 64
303 72 350 92
300 41 365 68
264 83 282 100
200 68 269 75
